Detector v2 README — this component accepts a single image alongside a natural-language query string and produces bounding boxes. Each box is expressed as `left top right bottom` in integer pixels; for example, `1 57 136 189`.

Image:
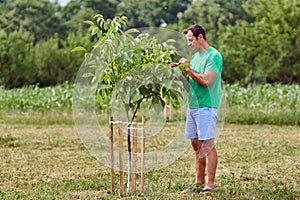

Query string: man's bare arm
183 66 217 87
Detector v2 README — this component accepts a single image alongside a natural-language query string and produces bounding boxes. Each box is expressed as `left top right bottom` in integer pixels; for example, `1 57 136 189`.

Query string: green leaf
178 62 190 68
126 28 140 34
163 80 172 90
130 90 141 102
153 104 164 113
121 16 128 21
82 73 95 78
97 94 103 104
103 23 109 31
71 46 87 53
177 62 190 77
166 39 176 43
99 20 104 28
92 27 99 36
84 20 95 26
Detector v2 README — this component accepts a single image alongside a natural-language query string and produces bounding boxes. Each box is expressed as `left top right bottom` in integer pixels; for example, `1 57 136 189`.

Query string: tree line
0 0 299 88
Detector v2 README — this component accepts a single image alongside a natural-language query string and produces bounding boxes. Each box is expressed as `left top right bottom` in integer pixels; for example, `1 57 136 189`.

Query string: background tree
83 0 121 19
116 0 191 28
0 30 36 88
59 0 121 37
61 6 96 36
0 0 62 43
0 0 300 87
176 0 252 45
33 32 91 86
219 0 300 84
58 0 84 37
0 0 92 88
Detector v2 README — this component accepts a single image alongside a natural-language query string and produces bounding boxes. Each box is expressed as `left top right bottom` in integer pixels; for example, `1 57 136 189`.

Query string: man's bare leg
191 139 205 184
204 145 218 190
181 138 206 193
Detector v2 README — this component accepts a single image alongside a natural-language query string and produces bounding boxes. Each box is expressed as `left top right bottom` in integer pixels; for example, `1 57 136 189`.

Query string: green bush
0 30 36 88
0 29 90 88
33 33 89 87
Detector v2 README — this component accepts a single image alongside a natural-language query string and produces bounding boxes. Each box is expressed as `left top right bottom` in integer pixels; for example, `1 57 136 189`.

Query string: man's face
186 30 201 51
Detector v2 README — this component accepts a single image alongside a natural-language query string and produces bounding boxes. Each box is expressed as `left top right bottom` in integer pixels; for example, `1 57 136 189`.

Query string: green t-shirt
188 47 223 108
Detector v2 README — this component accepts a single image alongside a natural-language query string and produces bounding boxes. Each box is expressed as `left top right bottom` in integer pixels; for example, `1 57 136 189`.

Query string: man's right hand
170 57 189 68
179 58 189 64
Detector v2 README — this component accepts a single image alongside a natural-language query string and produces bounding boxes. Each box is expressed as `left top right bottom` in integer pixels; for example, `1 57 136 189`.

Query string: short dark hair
183 24 206 40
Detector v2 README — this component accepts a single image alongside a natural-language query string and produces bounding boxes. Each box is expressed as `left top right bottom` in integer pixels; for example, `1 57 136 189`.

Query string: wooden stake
118 118 124 197
131 116 137 192
109 116 115 193
140 116 145 195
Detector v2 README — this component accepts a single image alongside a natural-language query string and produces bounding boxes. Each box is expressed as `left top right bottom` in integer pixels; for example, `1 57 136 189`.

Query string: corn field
0 83 299 125
0 83 73 112
224 84 299 111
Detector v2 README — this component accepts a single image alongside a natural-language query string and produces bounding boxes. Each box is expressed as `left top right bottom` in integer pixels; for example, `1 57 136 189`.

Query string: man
172 24 223 194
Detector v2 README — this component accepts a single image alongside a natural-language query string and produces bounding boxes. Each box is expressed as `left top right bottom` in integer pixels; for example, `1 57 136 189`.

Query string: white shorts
185 107 218 140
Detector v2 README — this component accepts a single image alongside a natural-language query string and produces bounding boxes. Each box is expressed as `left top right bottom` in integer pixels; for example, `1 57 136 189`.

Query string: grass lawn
0 112 299 199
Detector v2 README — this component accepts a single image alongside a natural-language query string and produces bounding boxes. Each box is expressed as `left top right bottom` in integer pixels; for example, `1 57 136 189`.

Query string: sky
50 0 70 6
58 0 70 6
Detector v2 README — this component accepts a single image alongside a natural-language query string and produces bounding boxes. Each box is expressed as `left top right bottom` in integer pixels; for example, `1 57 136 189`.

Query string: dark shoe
200 188 213 193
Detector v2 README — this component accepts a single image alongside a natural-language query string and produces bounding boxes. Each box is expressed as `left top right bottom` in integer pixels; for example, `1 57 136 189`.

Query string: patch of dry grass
0 114 299 199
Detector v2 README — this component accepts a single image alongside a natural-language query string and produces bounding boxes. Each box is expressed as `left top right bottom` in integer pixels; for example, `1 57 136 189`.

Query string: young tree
73 14 186 191
74 14 185 122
